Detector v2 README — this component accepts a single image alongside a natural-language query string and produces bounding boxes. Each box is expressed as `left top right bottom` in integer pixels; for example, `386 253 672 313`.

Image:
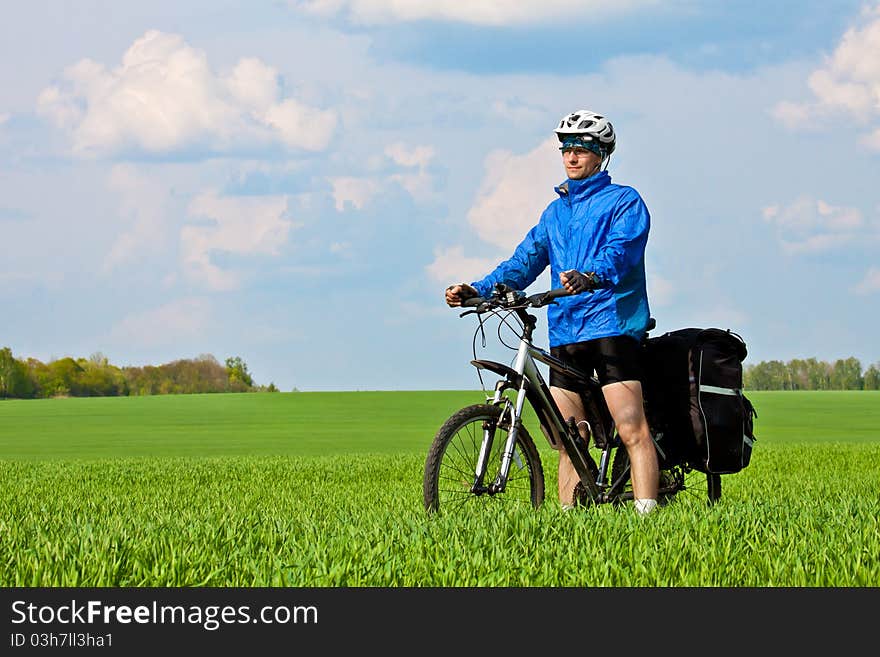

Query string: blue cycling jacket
471 170 651 347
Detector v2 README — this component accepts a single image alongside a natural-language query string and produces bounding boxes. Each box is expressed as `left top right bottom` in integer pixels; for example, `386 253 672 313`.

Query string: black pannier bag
642 327 757 474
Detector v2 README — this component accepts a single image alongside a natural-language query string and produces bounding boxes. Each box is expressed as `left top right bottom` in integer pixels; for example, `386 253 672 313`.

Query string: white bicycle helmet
554 109 616 156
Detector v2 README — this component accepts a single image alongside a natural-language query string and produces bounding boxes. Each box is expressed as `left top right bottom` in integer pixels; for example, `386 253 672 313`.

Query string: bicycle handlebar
460 284 573 312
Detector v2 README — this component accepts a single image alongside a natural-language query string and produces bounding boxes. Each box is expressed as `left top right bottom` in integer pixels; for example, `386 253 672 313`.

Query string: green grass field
1 390 879 586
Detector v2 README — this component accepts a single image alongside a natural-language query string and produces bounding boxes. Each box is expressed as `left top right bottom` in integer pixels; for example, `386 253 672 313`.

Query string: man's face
562 147 602 180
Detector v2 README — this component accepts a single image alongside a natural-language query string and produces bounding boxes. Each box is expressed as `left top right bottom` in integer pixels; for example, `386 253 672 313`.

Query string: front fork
472 377 525 494
474 372 607 498
471 338 610 498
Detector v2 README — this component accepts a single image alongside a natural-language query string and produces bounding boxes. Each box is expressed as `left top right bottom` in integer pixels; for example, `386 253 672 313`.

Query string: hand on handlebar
560 270 599 295
445 282 479 307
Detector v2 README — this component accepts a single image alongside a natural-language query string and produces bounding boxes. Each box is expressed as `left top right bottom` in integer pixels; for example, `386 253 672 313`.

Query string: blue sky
1 1 879 391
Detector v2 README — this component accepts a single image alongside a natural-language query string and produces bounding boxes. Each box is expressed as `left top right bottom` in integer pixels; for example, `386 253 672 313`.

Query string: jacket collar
555 170 611 201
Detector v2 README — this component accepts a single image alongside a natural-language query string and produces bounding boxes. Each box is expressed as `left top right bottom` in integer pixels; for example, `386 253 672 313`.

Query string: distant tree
0 347 34 398
77 353 127 396
744 360 788 390
189 355 229 392
2 350 269 397
786 358 811 390
121 356 233 395
24 358 48 397
804 358 831 390
0 347 16 398
225 356 254 388
38 357 85 397
744 356 875 390
864 364 880 391
122 364 158 396
830 357 862 390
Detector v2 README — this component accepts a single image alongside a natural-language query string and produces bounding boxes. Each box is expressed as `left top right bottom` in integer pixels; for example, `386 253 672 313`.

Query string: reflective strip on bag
699 384 740 396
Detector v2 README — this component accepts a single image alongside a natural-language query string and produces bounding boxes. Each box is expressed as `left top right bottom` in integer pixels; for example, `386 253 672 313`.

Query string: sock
634 498 657 515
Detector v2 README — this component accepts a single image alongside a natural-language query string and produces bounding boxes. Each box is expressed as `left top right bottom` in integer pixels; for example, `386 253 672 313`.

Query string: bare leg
550 386 589 506
602 380 658 501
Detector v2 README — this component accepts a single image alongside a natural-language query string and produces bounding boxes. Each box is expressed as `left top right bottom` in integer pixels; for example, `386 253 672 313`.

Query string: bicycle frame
470 308 612 503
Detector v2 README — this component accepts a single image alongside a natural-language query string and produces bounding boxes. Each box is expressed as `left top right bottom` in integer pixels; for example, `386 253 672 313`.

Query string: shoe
634 499 658 515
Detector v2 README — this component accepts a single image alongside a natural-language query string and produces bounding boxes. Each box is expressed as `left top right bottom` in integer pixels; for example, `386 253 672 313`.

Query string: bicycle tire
423 403 545 513
610 445 722 507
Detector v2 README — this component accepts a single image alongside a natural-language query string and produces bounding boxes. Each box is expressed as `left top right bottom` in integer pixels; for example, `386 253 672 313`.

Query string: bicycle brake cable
471 311 489 391
497 310 524 352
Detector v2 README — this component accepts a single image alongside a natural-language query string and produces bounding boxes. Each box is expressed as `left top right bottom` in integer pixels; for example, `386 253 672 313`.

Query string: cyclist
445 109 659 514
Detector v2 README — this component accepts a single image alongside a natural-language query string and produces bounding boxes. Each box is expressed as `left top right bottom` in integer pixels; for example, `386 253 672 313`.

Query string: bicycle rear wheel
610 447 721 507
423 404 545 513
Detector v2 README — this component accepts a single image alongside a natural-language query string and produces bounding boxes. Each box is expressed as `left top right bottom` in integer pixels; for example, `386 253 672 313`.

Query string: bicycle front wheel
423 404 545 513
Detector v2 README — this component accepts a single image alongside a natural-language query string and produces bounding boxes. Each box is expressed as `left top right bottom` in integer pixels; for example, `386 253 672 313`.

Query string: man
445 109 659 514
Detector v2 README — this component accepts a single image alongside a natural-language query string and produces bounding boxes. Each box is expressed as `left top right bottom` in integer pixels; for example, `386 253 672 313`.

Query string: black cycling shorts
549 335 644 389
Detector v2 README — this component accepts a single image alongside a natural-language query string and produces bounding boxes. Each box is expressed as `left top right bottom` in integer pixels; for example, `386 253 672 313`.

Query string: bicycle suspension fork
491 374 530 493
471 342 531 494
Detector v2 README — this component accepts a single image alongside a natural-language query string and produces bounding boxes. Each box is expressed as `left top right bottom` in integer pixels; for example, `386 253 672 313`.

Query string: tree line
0 347 279 399
743 356 880 390
2 346 877 398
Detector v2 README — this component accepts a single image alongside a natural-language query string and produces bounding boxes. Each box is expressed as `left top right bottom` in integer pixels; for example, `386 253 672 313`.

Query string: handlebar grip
527 287 571 307
461 296 485 308
543 288 571 301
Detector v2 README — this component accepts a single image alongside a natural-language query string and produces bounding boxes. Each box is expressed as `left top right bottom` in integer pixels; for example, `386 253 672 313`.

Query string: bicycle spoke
424 405 544 512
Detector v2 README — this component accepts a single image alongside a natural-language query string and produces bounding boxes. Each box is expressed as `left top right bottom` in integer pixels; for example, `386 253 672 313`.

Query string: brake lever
459 302 493 317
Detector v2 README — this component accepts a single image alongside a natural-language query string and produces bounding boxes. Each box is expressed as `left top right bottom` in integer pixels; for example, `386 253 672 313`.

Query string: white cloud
490 98 548 124
385 141 436 201
0 112 9 126
384 142 434 167
329 176 381 211
264 99 338 150
104 164 171 272
329 141 436 211
466 136 561 251
425 245 499 283
36 30 337 158
291 0 661 26
773 4 880 148
225 57 279 110
389 170 433 199
762 196 870 255
770 100 814 130
183 191 294 290
110 297 213 348
862 125 880 149
853 266 880 294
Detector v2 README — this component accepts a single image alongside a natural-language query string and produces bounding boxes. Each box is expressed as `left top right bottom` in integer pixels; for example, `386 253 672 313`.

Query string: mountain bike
422 283 722 513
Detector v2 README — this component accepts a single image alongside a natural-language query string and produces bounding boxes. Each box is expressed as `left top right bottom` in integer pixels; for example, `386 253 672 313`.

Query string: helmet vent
554 109 616 156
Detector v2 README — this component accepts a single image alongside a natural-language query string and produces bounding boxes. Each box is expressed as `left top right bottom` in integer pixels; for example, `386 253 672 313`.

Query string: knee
615 412 650 448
